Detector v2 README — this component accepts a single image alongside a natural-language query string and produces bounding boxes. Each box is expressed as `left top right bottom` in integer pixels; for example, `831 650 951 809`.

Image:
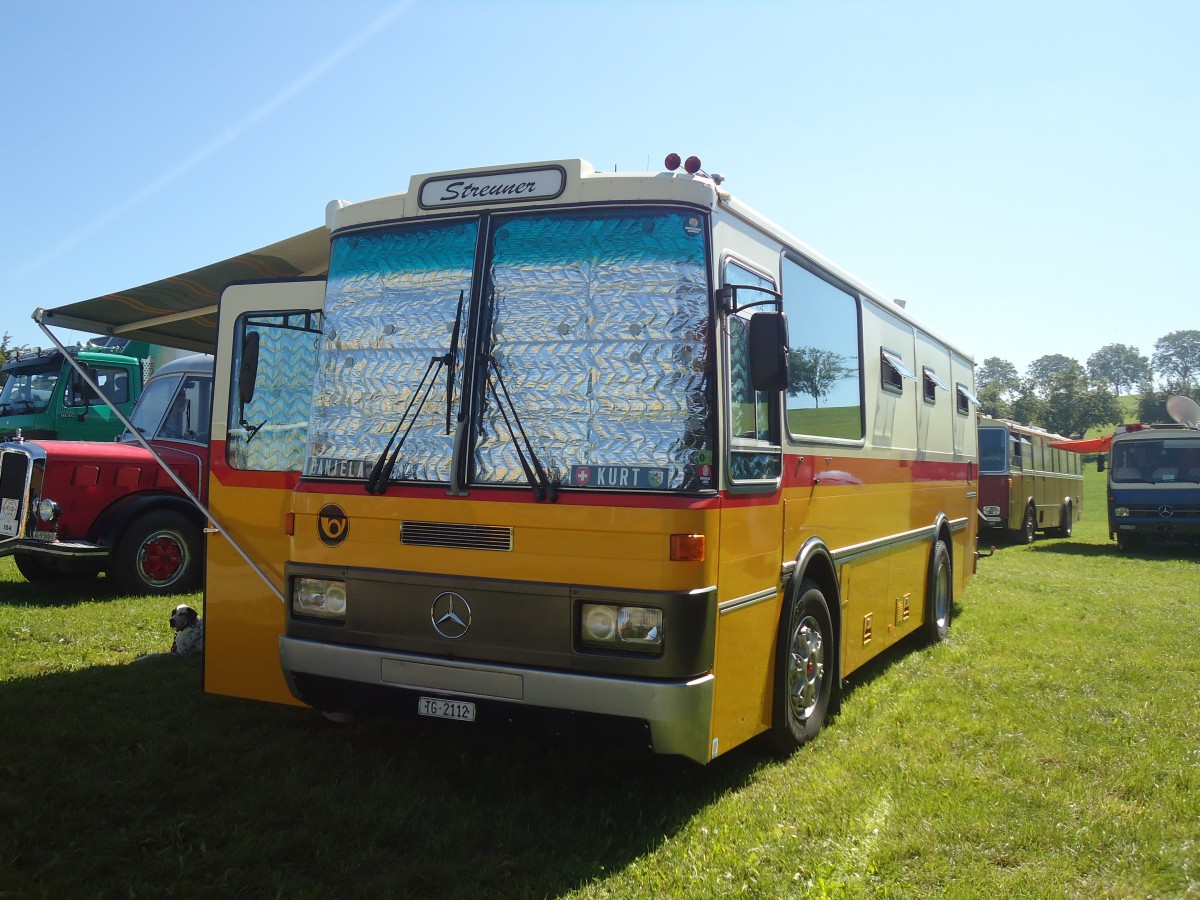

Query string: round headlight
324 583 347 615
583 605 617 642
37 498 60 523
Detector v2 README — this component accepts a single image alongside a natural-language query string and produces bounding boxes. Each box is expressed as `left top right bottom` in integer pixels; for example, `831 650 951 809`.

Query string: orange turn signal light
670 533 705 562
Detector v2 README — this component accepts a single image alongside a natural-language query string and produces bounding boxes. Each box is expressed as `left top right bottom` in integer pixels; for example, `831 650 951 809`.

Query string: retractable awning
33 226 330 353
1049 435 1112 454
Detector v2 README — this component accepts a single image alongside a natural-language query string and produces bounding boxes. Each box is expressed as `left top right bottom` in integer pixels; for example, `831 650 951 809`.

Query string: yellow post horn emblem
317 504 349 547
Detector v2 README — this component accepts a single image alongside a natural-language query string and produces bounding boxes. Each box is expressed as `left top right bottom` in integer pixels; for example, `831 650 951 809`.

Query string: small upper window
956 383 980 416
922 366 948 404
881 348 915 394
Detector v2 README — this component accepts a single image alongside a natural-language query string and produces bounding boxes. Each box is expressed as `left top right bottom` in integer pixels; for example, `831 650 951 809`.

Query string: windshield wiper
365 356 443 494
484 353 558 502
445 290 464 434
365 297 466 495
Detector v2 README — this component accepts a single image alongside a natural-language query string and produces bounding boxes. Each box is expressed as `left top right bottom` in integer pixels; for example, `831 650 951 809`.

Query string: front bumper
279 635 716 764
0 536 108 560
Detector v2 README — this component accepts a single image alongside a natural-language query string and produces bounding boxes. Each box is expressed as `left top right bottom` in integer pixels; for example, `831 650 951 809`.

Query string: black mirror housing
749 312 789 392
239 331 261 406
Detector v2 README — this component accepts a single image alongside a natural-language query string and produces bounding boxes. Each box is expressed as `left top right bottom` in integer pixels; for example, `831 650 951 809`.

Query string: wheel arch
931 512 954 568
787 537 843 687
92 493 205 549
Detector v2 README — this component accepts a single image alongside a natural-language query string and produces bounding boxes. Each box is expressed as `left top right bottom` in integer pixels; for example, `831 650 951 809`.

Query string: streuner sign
418 166 566 209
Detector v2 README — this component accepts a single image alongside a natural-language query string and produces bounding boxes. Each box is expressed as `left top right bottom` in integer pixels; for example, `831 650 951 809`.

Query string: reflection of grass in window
789 405 862 440
733 402 759 439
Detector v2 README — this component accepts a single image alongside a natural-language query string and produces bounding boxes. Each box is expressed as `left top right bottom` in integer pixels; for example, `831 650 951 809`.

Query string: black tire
769 580 835 755
13 553 101 583
1054 502 1074 538
1020 503 1037 544
923 540 953 644
1116 532 1144 553
111 509 202 595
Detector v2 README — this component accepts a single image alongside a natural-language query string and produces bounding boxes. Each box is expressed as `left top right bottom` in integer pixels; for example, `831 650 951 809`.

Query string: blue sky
3 0 1197 376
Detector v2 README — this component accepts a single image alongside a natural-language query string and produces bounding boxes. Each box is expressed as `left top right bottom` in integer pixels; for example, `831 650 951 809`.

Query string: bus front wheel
1020 504 1037 544
769 580 835 755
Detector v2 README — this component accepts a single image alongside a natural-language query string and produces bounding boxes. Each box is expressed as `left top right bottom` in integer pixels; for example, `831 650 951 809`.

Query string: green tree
1086 343 1149 396
1009 367 1121 438
977 357 1020 394
1151 330 1200 392
787 346 854 408
0 332 26 389
1040 368 1122 437
976 381 1013 420
976 357 1020 419
1136 380 1171 424
1025 354 1084 397
1010 381 1046 429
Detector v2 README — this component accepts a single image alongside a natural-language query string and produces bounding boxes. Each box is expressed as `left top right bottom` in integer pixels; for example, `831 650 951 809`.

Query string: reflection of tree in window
781 257 864 440
788 347 854 409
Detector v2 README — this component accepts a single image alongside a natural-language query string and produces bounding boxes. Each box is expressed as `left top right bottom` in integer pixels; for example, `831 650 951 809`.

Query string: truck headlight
982 506 1000 517
1114 507 1130 518
36 498 61 523
293 577 347 620
581 603 663 653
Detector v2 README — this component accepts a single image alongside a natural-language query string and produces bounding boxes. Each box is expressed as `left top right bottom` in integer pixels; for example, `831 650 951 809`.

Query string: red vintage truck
0 353 212 594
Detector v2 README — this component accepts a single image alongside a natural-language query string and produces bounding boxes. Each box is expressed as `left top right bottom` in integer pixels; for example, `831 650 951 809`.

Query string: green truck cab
0 338 163 441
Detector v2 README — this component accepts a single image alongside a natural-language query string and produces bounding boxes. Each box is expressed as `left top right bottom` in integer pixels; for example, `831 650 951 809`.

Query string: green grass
2 469 1198 898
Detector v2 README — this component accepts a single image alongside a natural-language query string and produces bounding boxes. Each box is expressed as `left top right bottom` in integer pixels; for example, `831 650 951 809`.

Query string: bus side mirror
1097 456 1106 472
239 331 261 406
749 311 789 393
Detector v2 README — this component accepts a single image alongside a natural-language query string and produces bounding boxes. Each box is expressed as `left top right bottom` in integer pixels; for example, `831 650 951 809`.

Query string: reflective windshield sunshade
305 220 479 482
305 208 713 493
476 209 711 491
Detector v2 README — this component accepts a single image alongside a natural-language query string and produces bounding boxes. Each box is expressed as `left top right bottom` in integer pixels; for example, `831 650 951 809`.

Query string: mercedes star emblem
430 591 472 639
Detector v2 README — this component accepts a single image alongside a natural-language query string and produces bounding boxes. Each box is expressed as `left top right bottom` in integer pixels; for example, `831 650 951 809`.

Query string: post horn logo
317 504 349 546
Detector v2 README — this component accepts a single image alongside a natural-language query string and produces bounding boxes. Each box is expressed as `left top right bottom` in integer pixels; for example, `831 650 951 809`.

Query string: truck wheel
1020 504 1037 544
112 510 201 595
769 580 835 755
13 553 100 583
923 540 953 644
1116 533 1144 553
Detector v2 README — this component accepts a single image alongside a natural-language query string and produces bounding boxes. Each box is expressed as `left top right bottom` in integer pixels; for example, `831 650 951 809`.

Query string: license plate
417 696 476 722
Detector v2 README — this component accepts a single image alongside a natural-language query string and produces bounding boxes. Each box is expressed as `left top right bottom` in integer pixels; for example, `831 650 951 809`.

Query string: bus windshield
0 359 60 416
1111 437 1200 483
305 206 713 492
978 426 1008 473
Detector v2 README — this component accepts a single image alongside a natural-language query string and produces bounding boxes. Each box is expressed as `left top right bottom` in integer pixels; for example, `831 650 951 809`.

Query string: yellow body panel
288 491 720 593
204 476 304 706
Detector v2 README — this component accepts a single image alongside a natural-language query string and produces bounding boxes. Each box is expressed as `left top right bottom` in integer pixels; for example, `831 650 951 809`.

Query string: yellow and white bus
47 156 980 763
977 418 1083 543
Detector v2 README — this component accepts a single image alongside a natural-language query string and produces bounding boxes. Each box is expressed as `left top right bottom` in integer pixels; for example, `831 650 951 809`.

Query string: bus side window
780 256 863 440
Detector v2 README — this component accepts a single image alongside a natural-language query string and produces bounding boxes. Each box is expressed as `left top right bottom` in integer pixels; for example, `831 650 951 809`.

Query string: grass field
1 467 1197 898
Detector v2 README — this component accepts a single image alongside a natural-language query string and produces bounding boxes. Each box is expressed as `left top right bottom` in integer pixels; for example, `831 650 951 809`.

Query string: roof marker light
684 156 702 174
664 153 682 171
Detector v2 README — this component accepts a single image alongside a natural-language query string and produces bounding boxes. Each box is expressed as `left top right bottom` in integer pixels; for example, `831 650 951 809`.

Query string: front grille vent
400 520 513 551
1 449 30 503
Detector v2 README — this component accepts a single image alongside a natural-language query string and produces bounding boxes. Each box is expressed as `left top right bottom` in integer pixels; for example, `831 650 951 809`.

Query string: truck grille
0 448 31 536
399 520 513 551
1124 504 1200 520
